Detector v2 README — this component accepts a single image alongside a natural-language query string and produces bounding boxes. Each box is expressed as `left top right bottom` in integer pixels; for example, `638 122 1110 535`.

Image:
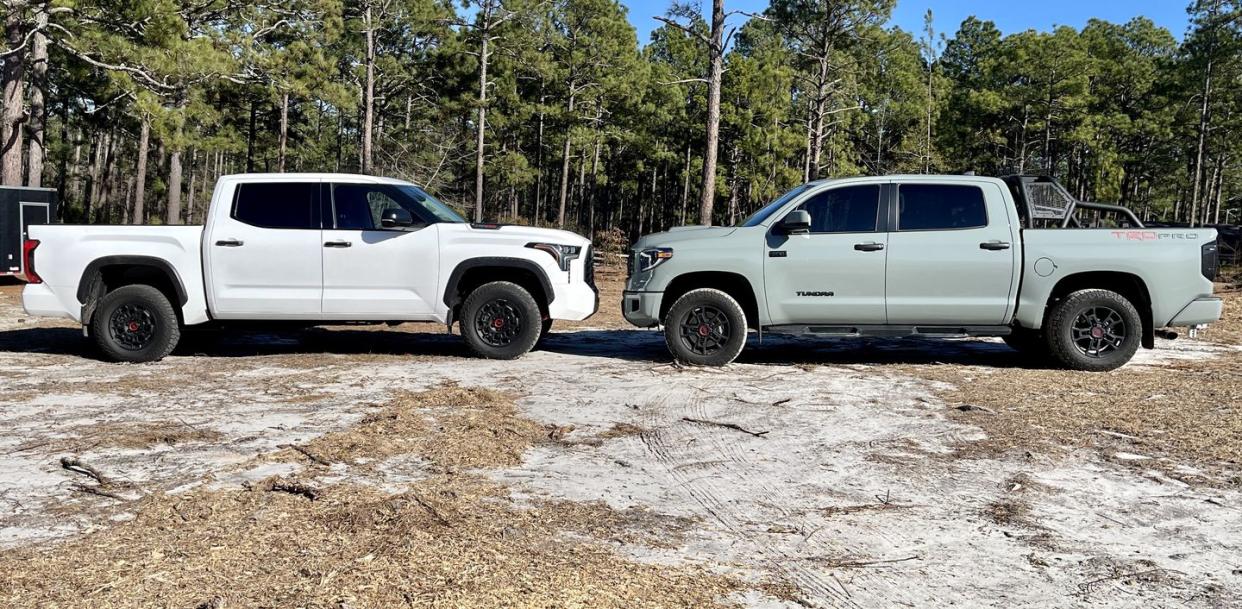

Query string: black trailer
1 186 58 277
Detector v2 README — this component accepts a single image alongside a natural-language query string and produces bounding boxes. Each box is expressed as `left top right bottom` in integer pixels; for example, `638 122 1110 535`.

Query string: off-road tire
535 318 554 347
663 288 748 366
90 284 181 363
1044 289 1141 372
460 281 542 360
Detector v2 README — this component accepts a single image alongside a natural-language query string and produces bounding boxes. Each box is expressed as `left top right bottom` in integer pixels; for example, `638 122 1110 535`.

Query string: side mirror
380 208 415 228
779 210 811 234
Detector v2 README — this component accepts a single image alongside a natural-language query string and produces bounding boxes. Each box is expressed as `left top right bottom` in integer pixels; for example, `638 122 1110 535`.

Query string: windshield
399 185 467 223
737 184 814 227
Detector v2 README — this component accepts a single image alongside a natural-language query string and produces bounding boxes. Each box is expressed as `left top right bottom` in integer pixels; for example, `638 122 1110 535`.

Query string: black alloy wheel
474 298 524 348
1070 306 1126 358
679 304 732 356
109 303 158 351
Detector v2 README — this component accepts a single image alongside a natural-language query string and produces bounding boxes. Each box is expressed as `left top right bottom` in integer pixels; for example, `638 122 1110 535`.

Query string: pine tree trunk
1 1 27 186
278 91 289 172
187 149 197 223
167 150 183 225
26 3 47 187
474 31 489 222
556 88 576 228
679 144 690 225
699 0 724 226
133 118 149 224
361 2 375 174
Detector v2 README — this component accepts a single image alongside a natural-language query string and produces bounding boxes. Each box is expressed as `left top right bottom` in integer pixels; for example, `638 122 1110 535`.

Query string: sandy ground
0 277 1240 608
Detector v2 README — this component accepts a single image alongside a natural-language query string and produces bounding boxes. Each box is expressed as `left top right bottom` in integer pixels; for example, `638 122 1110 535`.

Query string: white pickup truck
21 173 598 362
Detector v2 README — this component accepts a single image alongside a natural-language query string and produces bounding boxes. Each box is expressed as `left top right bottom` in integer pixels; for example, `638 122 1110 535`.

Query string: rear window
897 184 987 231
232 182 320 229
797 185 880 233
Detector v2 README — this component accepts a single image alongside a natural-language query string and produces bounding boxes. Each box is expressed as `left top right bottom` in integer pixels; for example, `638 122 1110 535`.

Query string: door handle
853 242 885 252
324 240 352 248
214 239 244 247
980 241 1011 250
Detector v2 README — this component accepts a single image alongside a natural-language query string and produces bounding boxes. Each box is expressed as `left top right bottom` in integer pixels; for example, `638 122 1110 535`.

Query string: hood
633 225 738 249
466 223 591 247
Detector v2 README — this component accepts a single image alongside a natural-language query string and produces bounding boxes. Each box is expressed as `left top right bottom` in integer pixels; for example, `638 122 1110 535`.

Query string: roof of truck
219 173 418 186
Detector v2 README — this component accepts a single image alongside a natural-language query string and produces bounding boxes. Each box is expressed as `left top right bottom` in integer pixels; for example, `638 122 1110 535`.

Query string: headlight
526 242 582 272
636 247 674 273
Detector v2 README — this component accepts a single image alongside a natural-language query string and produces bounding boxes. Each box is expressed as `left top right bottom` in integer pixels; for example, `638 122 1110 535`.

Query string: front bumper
548 281 599 321
1167 297 1223 327
622 290 663 327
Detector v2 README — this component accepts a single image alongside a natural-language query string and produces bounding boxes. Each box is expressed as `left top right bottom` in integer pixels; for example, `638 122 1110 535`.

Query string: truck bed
22 225 208 325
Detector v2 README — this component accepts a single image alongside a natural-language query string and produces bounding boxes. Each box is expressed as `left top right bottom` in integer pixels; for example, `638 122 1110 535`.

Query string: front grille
584 246 596 288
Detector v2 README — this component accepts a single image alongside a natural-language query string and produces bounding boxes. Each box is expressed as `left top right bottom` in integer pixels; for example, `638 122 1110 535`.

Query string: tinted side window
331 183 427 230
897 184 987 231
232 182 320 229
797 185 881 233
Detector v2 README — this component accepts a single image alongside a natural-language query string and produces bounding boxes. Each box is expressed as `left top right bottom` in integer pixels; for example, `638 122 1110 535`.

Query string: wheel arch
1044 271 1154 349
77 256 189 326
659 271 761 328
443 257 554 321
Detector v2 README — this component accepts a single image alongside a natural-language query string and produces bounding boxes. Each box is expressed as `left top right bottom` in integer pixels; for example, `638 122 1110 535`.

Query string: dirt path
0 285 1239 607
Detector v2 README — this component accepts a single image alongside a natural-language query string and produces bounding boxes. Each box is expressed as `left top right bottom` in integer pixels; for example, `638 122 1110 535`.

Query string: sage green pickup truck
623 175 1222 371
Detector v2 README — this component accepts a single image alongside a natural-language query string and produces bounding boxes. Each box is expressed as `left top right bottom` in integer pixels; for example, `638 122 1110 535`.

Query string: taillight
22 239 41 284
1202 240 1219 282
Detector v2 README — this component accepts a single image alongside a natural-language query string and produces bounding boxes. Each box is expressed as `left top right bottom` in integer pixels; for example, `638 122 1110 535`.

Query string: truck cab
22 174 598 362
623 175 1221 370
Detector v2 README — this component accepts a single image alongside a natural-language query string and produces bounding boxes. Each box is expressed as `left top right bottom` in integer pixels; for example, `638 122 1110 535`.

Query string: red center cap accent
1091 326 1104 338
127 321 139 332
698 324 711 337
493 317 505 329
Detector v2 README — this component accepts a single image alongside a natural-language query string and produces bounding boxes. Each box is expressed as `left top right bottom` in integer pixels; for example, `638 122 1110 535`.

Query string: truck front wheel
460 281 543 360
663 288 748 366
91 284 182 363
1044 289 1141 372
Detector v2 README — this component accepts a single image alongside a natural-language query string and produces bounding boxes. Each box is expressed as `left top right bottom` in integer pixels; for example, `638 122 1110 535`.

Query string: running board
762 324 1013 338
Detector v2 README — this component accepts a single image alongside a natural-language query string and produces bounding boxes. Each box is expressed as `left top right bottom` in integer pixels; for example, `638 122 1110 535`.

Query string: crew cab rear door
204 180 324 319
763 184 888 324
884 181 1018 325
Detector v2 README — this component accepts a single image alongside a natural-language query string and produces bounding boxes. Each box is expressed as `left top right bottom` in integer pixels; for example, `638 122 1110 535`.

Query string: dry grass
904 353 1241 469
280 383 546 471
897 283 1242 480
0 475 741 609
0 384 752 608
74 420 224 449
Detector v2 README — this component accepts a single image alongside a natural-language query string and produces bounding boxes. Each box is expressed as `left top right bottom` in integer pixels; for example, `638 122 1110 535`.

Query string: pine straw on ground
896 350 1242 479
73 420 225 450
0 383 756 608
274 383 546 471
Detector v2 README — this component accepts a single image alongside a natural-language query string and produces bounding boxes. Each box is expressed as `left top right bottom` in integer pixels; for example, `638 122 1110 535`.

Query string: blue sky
625 0 1193 45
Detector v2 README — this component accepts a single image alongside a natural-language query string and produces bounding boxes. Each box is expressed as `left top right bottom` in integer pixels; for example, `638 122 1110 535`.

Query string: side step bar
763 324 1013 338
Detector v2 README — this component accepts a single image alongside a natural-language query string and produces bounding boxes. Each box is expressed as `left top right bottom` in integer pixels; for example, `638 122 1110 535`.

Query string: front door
884 182 1018 325
763 184 888 325
320 182 440 319
205 180 324 319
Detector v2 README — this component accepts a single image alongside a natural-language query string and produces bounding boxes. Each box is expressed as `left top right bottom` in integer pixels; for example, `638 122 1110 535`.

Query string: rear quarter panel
1016 228 1217 329
26 225 208 324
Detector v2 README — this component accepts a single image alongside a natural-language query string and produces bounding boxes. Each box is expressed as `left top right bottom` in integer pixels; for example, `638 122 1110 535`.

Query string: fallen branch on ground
60 456 110 486
680 417 769 437
280 443 331 466
265 480 321 501
413 494 452 527
69 483 124 501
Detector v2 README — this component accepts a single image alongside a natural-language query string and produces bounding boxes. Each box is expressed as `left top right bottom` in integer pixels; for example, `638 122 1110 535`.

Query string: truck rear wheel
460 281 542 360
91 284 181 363
663 288 747 366
1044 289 1141 372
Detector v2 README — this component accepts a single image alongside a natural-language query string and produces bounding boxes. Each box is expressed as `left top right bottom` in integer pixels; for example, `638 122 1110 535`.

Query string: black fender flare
77 255 189 324
442 257 556 310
